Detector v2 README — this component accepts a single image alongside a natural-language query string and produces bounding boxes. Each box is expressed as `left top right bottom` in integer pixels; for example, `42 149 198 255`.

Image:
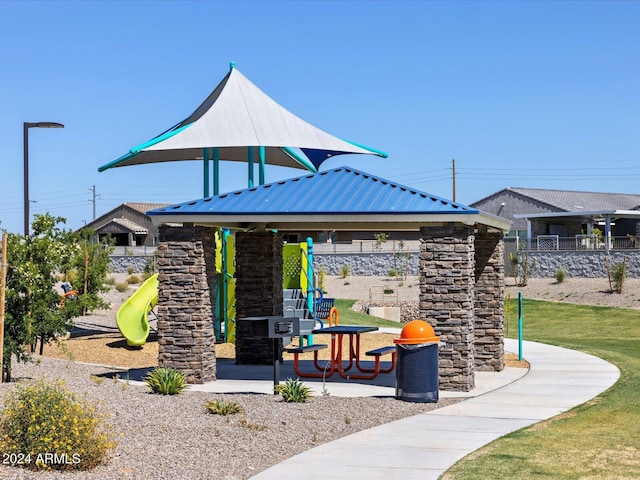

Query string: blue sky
1 1 639 234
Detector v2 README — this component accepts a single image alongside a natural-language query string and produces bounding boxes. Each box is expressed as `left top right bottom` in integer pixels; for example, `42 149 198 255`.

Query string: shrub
317 266 327 293
339 264 350 279
610 260 627 294
0 378 117 471
126 266 134 275
554 268 566 284
114 282 129 293
277 378 313 403
143 257 157 277
144 367 187 395
125 275 141 285
205 399 244 416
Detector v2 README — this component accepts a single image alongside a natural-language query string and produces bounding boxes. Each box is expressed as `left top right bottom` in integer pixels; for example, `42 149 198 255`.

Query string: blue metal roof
148 167 479 216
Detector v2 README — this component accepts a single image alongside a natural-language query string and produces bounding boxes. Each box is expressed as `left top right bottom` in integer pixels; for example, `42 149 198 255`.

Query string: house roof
82 202 169 233
474 187 640 212
95 218 149 235
148 166 512 232
98 66 386 174
124 202 171 214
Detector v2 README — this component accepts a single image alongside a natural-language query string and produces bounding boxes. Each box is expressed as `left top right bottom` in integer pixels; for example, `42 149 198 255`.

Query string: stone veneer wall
156 238 216 383
526 251 640 278
234 232 284 364
159 225 217 318
419 224 476 391
473 231 505 372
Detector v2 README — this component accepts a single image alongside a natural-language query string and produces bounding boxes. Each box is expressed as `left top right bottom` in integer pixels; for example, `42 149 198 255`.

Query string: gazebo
147 167 512 392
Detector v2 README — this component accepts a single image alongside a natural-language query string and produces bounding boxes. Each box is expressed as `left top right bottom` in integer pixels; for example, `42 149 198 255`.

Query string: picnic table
285 325 396 380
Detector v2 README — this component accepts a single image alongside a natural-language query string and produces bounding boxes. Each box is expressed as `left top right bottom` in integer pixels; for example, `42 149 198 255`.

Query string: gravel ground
0 276 459 479
1 274 633 479
0 357 459 480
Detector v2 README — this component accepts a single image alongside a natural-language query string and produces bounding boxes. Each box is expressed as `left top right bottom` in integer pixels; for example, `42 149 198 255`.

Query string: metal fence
311 240 421 255
528 235 638 251
111 246 158 256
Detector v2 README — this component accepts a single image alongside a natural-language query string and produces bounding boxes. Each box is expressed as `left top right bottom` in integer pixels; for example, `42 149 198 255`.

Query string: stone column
235 231 284 364
419 224 475 391
159 225 217 315
474 230 505 372
156 239 216 383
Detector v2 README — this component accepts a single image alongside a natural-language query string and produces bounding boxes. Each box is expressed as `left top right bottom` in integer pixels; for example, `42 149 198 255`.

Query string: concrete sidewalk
250 339 620 480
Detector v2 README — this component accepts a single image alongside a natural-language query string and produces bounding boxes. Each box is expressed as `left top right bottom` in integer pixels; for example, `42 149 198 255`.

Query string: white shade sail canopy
99 65 387 173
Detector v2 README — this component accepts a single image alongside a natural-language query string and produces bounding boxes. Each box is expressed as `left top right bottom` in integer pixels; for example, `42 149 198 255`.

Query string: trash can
394 320 440 403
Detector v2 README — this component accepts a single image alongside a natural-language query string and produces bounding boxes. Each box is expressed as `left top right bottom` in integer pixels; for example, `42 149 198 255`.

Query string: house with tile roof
82 202 169 247
471 187 640 250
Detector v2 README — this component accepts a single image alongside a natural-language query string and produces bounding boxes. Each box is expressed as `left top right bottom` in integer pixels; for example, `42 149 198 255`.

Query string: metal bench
284 343 330 378
364 345 397 374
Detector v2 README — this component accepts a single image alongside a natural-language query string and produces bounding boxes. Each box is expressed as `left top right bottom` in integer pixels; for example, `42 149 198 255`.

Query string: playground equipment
282 238 337 345
116 274 158 347
58 283 79 308
215 229 236 343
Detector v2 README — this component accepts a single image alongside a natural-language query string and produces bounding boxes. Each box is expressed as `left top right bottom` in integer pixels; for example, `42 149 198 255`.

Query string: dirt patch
45 331 528 370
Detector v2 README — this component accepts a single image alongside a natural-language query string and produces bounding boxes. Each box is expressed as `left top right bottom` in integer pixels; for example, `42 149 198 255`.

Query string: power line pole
452 159 456 202
89 185 100 220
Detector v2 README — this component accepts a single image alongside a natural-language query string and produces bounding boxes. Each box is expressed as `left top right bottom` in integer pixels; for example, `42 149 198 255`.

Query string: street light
23 122 64 235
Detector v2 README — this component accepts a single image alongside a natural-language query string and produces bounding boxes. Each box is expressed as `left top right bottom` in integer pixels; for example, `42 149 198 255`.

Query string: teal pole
213 147 220 195
518 291 523 361
306 237 314 346
306 237 314 314
203 148 210 197
248 146 254 188
259 146 266 185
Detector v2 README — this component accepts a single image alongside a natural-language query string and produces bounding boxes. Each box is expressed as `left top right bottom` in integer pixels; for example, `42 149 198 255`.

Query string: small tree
608 258 627 294
2 215 113 381
374 232 388 252
509 242 536 287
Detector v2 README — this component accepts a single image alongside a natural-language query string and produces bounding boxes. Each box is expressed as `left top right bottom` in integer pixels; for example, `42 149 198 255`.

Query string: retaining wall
109 250 640 278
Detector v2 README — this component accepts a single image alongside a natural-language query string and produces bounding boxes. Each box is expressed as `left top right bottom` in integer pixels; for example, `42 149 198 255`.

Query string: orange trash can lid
394 319 440 344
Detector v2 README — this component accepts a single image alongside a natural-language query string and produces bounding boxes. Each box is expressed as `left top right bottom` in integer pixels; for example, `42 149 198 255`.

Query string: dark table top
312 325 378 335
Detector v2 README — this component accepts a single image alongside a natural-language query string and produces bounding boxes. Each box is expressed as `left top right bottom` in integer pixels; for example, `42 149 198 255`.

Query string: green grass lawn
443 299 640 479
333 299 402 329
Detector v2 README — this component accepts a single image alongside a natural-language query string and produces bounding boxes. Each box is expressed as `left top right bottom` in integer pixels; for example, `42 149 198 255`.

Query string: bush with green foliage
340 264 350 279
276 378 313 403
205 399 244 416
554 268 566 284
144 367 188 395
609 259 627 294
509 242 536 287
317 266 327 293
125 274 141 285
142 256 157 280
0 378 117 470
2 214 112 381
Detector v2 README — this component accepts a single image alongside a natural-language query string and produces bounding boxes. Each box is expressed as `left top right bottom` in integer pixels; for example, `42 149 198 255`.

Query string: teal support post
518 291 523 361
259 146 266 185
213 147 220 195
203 148 210 197
306 237 314 346
247 146 254 188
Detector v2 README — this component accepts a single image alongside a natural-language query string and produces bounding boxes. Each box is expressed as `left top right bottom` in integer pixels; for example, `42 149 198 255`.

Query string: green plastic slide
116 274 158 347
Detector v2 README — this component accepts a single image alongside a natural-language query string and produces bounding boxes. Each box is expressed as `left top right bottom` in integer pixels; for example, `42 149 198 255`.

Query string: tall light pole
23 122 64 235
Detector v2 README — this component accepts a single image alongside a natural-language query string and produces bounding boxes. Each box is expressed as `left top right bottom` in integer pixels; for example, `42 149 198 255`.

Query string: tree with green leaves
2 214 113 381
